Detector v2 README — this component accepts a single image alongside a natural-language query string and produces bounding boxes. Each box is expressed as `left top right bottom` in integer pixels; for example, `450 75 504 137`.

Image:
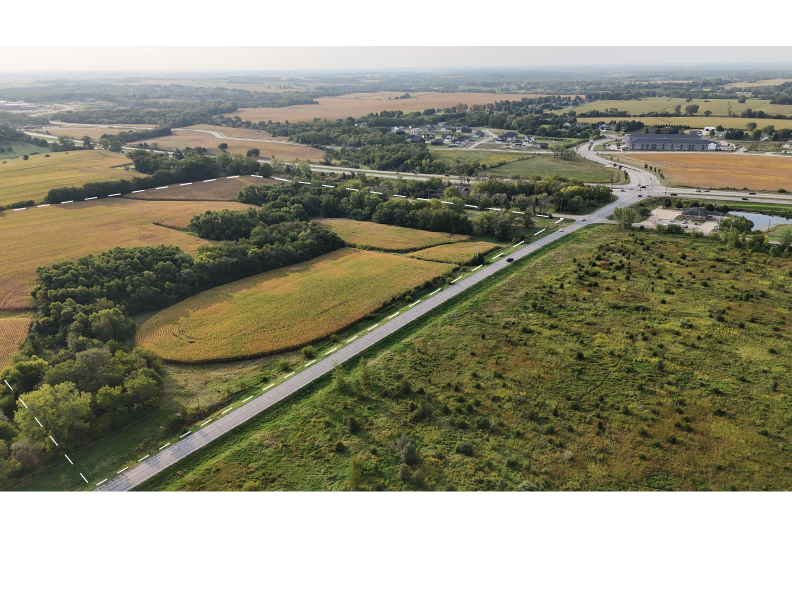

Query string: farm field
481 153 622 183
581 116 792 131
136 247 455 363
0 318 33 371
183 124 290 141
0 149 140 209
29 126 159 140
123 175 276 201
0 141 50 161
727 79 792 88
616 153 792 191
224 92 545 123
317 218 470 252
138 226 792 492
562 97 792 118
0 199 251 310
407 241 500 265
130 130 324 161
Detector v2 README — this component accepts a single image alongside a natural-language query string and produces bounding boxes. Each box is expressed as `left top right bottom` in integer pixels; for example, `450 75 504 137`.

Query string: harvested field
136 248 455 363
580 116 792 131
185 124 290 141
0 149 140 209
123 175 276 201
407 241 500 265
317 218 470 252
29 126 159 140
130 130 324 161
727 79 792 88
620 153 792 191
555 97 792 118
0 199 252 310
0 318 33 370
225 92 546 123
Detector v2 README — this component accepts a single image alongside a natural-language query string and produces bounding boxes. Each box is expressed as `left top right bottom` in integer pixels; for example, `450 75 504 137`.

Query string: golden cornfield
626 153 792 191
0 318 32 371
136 248 455 363
0 199 252 310
407 241 500 265
0 149 141 209
318 218 470 252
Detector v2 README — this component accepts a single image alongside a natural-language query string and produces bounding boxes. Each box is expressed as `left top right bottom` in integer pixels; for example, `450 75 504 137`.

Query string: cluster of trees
0 125 50 149
0 345 165 479
372 198 473 234
471 178 613 214
323 143 448 174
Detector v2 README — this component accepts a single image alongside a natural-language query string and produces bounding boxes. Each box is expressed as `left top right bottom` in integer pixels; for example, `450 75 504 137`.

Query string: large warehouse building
622 134 718 151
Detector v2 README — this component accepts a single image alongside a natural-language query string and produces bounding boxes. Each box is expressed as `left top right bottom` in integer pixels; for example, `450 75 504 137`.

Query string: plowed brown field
0 199 251 310
624 153 792 191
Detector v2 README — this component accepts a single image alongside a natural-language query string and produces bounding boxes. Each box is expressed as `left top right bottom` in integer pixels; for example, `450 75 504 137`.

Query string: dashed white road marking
65 454 73 465
492 253 504 259
180 431 192 438
262 383 274 391
429 288 441 296
49 435 59 447
242 396 253 402
322 184 334 188
35 417 43 427
85 197 97 200
283 372 295 379
533 229 546 236
407 300 420 308
304 360 316 366
471 265 482 271
37 204 50 207
180 183 192 186
3 380 12 390
61 200 74 203
514 240 525 247
324 347 338 355
117 467 129 474
159 443 170 450
203 179 216 182
96 478 108 486
80 473 88 484
346 335 359 342
450 276 462 283
227 175 239 178
155 186 168 190
138 455 149 462
200 419 212 427
366 324 378 331
131 190 143 194
109 193 121 197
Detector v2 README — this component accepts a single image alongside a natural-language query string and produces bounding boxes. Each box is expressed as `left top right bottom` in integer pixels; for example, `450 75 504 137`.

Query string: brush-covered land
140 226 792 492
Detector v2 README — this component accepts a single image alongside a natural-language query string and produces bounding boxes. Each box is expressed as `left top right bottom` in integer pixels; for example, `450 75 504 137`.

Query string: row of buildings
621 133 719 151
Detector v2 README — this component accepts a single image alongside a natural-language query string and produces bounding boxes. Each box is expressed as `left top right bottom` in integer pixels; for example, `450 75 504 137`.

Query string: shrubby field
0 199 251 309
407 241 500 265
317 218 470 252
136 248 455 363
139 227 792 492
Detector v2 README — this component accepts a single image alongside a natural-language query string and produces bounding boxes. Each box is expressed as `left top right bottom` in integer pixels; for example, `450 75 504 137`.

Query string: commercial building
622 134 718 151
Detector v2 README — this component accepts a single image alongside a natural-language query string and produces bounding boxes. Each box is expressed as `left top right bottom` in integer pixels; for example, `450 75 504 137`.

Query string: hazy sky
2 47 792 73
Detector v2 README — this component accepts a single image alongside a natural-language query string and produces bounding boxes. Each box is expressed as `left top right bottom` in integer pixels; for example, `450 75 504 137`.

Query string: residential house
497 132 519 142
599 123 617 132
460 125 471 133
473 130 485 137
406 135 425 143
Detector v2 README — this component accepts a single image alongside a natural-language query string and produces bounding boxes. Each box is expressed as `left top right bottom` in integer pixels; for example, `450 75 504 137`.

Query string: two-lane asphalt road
96 187 639 492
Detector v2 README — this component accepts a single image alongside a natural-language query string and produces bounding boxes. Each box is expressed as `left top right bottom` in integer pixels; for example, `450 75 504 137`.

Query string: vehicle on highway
749 192 756 195
670 193 678 196
696 190 701 192
638 194 643 197
581 217 586 221
705 190 710 192
742 197 749 200
506 257 514 262
558 228 564 232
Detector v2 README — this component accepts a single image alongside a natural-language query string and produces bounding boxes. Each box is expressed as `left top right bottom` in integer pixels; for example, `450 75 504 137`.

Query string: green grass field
136 225 792 492
430 149 622 183
0 142 50 161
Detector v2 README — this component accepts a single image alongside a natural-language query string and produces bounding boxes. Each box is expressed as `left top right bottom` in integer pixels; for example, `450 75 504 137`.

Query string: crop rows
318 218 470 252
0 149 141 209
407 241 501 265
0 318 33 371
136 248 455 363
0 199 251 310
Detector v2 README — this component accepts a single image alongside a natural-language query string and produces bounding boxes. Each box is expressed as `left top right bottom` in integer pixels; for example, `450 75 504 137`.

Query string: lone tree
246 148 260 157
218 143 228 152
613 206 638 230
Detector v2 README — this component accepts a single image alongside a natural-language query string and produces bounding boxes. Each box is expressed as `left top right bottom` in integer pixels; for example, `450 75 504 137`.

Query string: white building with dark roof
622 134 717 151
